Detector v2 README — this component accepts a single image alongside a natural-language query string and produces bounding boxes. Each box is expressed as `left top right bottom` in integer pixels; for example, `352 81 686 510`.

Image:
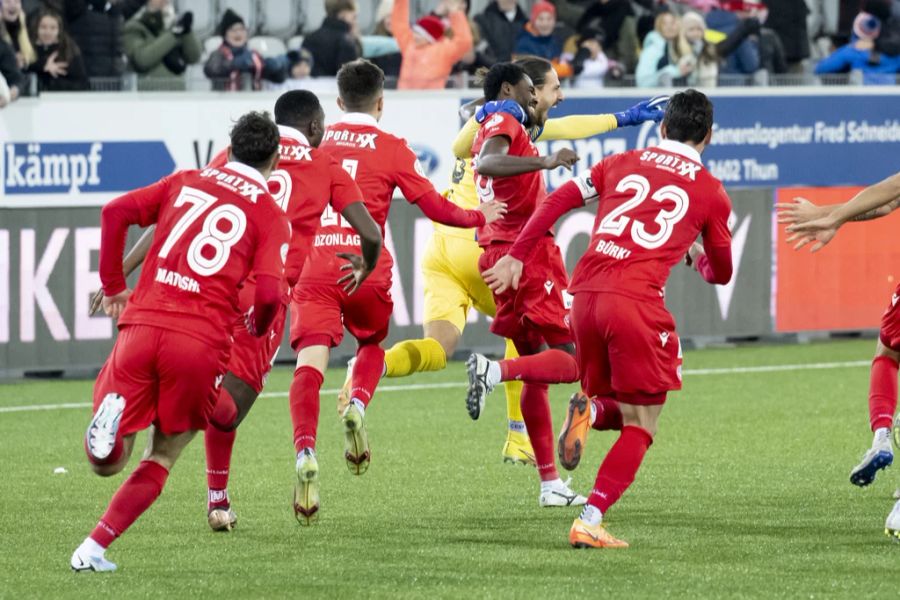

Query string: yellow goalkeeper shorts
422 230 496 333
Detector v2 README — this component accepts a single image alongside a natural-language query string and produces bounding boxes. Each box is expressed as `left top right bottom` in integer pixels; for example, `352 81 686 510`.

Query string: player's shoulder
480 111 525 138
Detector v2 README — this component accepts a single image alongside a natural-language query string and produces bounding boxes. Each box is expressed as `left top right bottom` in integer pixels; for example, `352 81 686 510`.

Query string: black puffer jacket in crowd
302 16 360 77
474 1 528 63
762 0 810 63
68 0 125 77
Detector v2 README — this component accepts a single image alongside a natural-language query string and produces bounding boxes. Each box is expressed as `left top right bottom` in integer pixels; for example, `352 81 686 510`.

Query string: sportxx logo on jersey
280 144 312 161
2 141 175 196
322 129 378 149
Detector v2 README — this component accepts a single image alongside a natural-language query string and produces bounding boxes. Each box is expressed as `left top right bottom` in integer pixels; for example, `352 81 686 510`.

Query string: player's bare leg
290 345 329 524
571 399 661 549
87 432 137 478
851 340 899 486
72 427 196 572
205 374 258 532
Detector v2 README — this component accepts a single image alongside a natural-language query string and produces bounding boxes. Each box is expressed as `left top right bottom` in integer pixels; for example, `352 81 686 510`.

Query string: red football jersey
117 163 290 348
568 139 732 299
209 126 363 289
302 112 436 286
471 111 548 246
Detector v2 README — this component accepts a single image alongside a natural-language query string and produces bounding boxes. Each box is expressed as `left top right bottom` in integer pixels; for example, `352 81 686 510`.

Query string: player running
777 170 900 539
71 112 291 572
463 62 588 508
288 59 505 524
485 90 733 547
88 91 383 532
374 56 667 466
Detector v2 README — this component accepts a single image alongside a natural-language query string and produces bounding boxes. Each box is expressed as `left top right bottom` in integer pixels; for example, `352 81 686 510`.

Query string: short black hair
274 90 323 128
337 59 385 112
662 89 713 145
229 111 279 169
513 56 553 87
483 62 527 102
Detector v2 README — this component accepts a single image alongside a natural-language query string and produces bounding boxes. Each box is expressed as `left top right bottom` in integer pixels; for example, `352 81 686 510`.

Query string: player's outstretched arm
337 202 382 294
787 171 900 252
476 136 578 177
415 189 505 228
89 225 156 315
536 96 667 142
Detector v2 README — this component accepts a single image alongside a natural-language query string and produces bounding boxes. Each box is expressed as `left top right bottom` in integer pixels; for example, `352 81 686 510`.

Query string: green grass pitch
1 339 898 598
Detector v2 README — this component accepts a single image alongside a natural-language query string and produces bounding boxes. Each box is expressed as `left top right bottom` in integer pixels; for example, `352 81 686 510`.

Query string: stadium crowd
1 0 899 106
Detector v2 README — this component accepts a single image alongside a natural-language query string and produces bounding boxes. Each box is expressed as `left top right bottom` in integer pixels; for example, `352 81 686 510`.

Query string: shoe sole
85 393 125 462
466 355 485 421
886 528 900 542
850 451 893 486
558 394 590 471
293 463 320 526
343 409 370 476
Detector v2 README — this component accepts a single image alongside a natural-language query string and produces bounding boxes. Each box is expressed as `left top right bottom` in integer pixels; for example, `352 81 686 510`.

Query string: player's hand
101 289 132 320
483 255 523 294
786 218 839 252
684 241 703 268
542 148 579 171
89 288 105 316
337 252 372 295
775 197 830 225
614 95 668 128
478 200 507 224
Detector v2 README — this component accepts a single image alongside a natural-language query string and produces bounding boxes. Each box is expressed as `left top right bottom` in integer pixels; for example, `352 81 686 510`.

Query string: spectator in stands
705 1 761 75
68 0 126 80
680 10 718 85
475 0 528 63
0 37 23 104
265 48 334 92
636 11 691 86
122 0 199 83
434 0 495 76
574 0 639 72
570 26 610 88
514 1 573 78
762 0 810 72
1 0 36 71
302 0 361 78
391 0 472 89
28 9 88 91
867 0 900 57
204 9 286 91
815 11 900 83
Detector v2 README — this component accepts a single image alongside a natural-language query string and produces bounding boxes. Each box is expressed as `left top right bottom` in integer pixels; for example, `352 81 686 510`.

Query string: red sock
869 356 899 431
90 460 169 549
588 425 653 514
591 396 623 431
205 425 236 508
290 366 323 453
520 383 559 481
350 344 385 407
499 349 578 384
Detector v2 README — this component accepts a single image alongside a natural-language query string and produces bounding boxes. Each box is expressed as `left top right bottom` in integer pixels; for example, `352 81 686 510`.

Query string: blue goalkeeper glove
474 100 528 125
613 95 669 128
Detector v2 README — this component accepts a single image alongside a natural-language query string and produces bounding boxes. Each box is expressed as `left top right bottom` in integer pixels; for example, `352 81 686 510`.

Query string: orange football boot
558 392 592 471
569 518 629 549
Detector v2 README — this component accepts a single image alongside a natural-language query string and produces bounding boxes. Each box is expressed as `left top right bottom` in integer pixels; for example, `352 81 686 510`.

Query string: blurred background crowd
1 0 898 107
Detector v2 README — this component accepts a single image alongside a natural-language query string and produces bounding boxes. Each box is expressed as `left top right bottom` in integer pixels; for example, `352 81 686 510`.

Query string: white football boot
85 393 125 463
885 499 900 541
207 507 237 532
540 477 588 508
850 428 893 487
465 353 495 421
293 448 320 526
70 544 116 573
341 402 370 475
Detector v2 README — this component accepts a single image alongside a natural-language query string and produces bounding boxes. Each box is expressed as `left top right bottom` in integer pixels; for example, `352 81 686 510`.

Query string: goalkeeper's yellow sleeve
452 117 480 159
537 114 619 142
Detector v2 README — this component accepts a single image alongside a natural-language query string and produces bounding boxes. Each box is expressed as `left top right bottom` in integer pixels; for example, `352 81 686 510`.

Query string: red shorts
880 283 900 351
479 237 572 347
571 291 682 402
92 325 229 437
227 283 287 393
290 282 393 350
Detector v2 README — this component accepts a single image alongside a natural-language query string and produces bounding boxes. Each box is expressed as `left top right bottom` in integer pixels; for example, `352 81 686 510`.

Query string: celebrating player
463 62 587 508
777 170 900 539
71 112 291 572
88 91 384 532
485 90 733 547
288 59 505 524
376 56 667 466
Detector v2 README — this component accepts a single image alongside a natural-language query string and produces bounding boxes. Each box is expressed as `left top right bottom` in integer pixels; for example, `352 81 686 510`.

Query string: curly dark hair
482 62 528 101
662 89 714 145
229 111 279 169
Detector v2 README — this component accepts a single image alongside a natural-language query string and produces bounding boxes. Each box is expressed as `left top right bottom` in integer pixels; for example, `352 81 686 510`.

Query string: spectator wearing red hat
514 1 572 78
392 0 473 89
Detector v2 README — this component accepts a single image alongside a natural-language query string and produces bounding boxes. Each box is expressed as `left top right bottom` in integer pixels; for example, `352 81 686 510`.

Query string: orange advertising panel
776 187 900 332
